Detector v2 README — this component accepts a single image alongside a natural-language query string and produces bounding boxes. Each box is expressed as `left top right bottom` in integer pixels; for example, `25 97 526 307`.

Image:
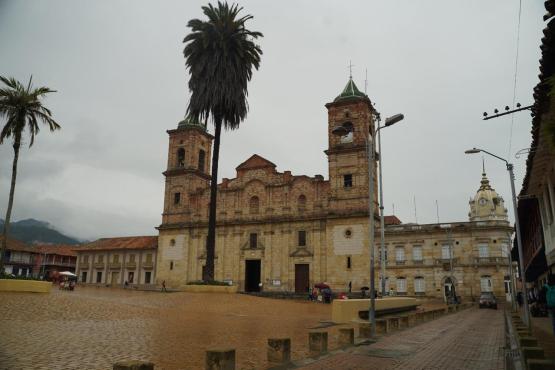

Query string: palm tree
0 76 60 273
184 2 262 281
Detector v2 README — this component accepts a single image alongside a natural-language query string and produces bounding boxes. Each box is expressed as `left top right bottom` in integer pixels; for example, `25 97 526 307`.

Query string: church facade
156 78 512 300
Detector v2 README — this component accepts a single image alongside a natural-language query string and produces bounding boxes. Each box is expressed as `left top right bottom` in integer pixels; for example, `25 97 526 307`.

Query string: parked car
479 292 498 309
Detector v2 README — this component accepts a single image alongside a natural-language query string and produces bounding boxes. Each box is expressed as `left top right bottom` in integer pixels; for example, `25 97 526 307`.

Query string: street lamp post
464 147 530 327
333 113 403 337
378 114 404 296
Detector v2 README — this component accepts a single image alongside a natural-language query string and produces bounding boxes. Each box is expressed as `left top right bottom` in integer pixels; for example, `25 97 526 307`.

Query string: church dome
334 77 368 102
468 170 508 222
177 115 207 131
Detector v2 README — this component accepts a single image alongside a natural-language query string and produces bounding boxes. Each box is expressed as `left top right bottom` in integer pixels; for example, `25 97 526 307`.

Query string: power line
507 0 522 159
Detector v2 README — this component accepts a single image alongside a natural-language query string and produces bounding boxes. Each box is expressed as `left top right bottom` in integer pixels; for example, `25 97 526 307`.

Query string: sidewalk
297 307 504 370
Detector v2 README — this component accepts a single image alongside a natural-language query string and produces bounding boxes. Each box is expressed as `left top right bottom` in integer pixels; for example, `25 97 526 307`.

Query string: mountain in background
0 218 82 245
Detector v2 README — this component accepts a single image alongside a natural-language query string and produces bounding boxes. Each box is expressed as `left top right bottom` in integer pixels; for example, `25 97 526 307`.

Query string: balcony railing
395 260 406 265
94 262 105 269
125 262 137 270
434 258 459 265
474 257 507 265
142 262 154 270
412 260 424 265
79 263 90 270
109 262 122 270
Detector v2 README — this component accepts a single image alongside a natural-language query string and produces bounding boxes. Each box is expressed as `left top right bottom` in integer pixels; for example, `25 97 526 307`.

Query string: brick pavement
299 307 504 370
0 287 332 369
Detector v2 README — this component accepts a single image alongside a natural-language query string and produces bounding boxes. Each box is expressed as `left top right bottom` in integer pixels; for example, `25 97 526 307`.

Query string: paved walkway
299 307 504 370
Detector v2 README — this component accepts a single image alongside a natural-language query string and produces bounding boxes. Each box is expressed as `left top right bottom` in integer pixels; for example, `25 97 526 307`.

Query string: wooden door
295 264 309 293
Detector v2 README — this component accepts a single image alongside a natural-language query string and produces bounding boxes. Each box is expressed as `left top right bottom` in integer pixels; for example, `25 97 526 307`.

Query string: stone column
206 348 235 370
308 331 328 356
267 338 291 364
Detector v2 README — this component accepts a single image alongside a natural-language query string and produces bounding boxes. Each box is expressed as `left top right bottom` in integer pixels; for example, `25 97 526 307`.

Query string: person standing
161 280 167 293
541 274 555 335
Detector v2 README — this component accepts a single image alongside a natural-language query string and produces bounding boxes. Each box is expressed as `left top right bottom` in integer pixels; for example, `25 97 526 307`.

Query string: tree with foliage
184 2 262 281
0 76 60 273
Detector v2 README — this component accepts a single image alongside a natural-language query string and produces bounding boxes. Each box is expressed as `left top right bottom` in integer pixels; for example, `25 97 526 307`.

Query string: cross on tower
348 60 354 79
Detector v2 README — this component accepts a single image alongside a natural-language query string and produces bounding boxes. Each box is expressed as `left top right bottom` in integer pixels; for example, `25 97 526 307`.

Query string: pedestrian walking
348 281 352 293
517 291 523 308
541 274 555 335
162 280 167 292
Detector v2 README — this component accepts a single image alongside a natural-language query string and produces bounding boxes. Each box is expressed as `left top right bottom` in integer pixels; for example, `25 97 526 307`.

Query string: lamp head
465 148 481 154
384 113 404 127
331 126 350 137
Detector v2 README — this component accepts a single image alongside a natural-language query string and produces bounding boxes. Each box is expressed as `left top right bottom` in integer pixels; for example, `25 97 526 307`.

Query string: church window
249 233 258 249
170 261 173 270
298 194 307 212
174 192 181 205
478 244 489 258
414 277 425 294
249 196 259 214
177 148 185 167
344 229 352 238
343 174 353 188
198 149 206 172
298 230 306 246
480 275 492 292
396 277 407 294
170 239 176 247
346 256 352 269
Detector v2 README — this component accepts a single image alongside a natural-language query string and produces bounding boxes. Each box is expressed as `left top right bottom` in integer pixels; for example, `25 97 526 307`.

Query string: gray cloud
0 0 547 239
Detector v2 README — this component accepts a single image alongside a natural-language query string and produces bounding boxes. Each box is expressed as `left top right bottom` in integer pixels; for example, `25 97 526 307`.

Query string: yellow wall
0 279 52 293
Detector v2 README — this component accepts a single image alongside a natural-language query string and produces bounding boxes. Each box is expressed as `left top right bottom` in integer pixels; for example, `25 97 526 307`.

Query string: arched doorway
443 276 457 303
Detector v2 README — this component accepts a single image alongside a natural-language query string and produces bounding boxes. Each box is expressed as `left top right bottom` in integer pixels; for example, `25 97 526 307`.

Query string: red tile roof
76 236 158 252
35 244 77 257
384 215 402 226
0 236 35 253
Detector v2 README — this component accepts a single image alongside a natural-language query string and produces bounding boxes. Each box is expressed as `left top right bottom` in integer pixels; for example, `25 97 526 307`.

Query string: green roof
177 115 207 131
334 78 367 102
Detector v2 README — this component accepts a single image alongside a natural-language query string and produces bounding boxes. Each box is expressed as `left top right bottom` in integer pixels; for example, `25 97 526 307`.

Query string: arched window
249 196 259 214
298 194 307 212
198 149 206 172
177 148 185 167
340 122 354 143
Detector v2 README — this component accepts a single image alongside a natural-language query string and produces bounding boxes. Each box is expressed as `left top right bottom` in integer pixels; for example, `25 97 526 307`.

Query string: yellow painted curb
0 279 52 293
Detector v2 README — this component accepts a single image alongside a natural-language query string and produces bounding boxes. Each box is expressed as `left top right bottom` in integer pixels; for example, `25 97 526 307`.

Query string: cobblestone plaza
0 287 332 369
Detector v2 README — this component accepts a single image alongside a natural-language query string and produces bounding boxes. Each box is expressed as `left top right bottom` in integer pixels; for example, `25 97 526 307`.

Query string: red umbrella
315 282 330 289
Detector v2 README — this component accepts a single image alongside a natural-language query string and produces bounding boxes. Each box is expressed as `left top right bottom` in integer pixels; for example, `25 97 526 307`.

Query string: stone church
156 78 512 300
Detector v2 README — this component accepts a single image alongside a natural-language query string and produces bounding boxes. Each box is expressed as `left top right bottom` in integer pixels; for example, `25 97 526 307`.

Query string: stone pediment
236 154 277 176
289 248 313 257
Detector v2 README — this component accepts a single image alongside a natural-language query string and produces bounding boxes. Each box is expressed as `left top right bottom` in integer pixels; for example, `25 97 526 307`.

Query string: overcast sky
0 1 547 240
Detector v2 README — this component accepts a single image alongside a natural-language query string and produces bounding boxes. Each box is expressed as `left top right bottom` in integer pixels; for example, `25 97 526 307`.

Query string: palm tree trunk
0 139 21 274
203 119 222 281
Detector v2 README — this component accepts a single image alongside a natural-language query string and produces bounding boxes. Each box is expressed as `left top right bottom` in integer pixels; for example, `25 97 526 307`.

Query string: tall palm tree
0 76 60 273
184 2 262 281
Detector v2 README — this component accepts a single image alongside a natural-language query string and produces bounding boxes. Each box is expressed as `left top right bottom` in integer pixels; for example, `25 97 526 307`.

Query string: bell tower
325 77 378 215
161 116 213 225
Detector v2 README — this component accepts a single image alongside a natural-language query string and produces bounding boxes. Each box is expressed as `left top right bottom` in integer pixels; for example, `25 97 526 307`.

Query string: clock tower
468 169 509 222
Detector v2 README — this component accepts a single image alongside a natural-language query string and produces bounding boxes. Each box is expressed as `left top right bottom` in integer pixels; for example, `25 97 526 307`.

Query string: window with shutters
412 245 423 263
414 277 425 294
480 276 493 292
478 244 489 258
441 244 451 259
396 277 407 294
395 247 405 265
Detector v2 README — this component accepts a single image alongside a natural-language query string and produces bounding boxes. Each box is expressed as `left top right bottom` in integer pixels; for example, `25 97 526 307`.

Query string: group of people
58 280 75 291
308 286 332 303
